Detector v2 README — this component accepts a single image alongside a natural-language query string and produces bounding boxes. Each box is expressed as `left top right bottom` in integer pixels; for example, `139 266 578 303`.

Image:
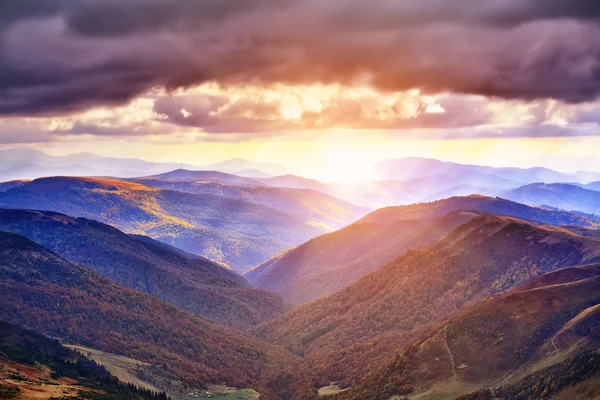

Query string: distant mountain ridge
140 169 265 186
358 195 600 228
202 158 296 176
501 182 600 216
257 174 336 196
5 148 600 211
377 157 600 184
0 176 365 272
0 209 290 329
0 148 293 182
246 195 600 305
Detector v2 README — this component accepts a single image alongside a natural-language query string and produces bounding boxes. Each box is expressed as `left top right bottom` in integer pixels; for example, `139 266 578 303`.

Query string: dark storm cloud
2 0 600 116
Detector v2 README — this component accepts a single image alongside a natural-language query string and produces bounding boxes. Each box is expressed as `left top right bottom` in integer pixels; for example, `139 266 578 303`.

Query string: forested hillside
337 264 600 399
0 176 332 272
255 215 600 385
246 211 477 304
0 209 290 329
0 320 170 400
0 232 315 399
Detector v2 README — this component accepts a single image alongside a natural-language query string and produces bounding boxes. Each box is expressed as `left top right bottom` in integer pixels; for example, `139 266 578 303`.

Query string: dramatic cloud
2 0 600 116
152 84 496 132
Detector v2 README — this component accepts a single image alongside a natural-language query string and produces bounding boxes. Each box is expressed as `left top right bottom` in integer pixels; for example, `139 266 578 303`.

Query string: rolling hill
245 211 478 305
0 232 315 399
586 181 600 191
128 173 368 232
0 176 363 272
254 214 600 386
0 179 29 192
0 209 290 330
202 158 295 177
501 182 600 216
142 169 265 186
256 174 336 195
338 264 600 399
246 196 600 306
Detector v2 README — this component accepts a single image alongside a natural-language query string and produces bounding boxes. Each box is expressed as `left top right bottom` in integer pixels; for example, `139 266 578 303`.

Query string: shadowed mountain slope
0 209 290 329
254 215 600 385
337 264 600 399
245 211 478 305
0 232 315 399
0 176 346 273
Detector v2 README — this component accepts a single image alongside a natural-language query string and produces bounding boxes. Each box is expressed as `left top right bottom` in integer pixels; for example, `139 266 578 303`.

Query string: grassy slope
0 320 168 400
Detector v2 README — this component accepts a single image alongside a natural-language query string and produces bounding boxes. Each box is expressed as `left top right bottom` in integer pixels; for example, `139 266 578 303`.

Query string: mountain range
128 170 367 232
246 195 600 305
501 182 600 216
0 176 366 272
376 157 600 185
0 148 295 182
3 151 600 399
358 194 600 228
245 211 478 305
0 209 290 330
254 213 600 387
0 232 315 399
4 148 600 210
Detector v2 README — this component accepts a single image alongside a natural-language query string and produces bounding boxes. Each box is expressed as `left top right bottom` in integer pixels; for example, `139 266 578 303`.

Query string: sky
2 0 600 180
